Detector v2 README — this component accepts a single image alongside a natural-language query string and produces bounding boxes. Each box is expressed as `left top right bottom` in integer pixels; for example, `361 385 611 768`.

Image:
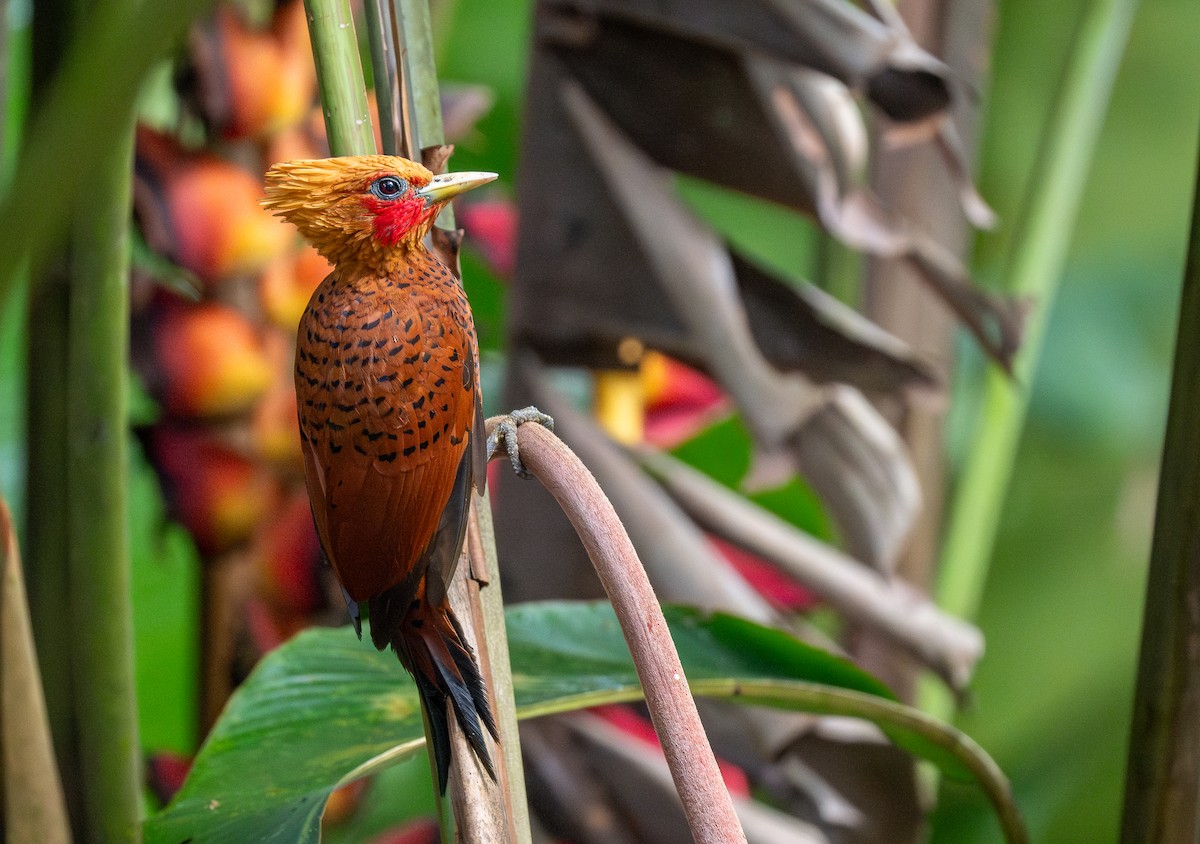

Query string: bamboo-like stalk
66 118 140 842
389 0 442 164
302 0 375 156
23 1 85 830
363 0 400 155
470 500 532 844
1118 125 1200 844
934 0 1138 637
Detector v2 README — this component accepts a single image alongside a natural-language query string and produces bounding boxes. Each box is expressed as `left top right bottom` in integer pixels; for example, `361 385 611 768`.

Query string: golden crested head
262 156 436 267
262 155 438 267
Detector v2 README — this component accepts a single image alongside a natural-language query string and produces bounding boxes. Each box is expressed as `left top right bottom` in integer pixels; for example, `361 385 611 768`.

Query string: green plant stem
23 272 78 825
363 0 400 155
22 0 93 831
1118 127 1200 844
934 0 1138 632
390 0 442 167
67 118 139 844
302 0 375 156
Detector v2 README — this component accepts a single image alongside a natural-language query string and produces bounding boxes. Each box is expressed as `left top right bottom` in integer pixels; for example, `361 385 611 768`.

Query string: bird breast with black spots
295 258 478 601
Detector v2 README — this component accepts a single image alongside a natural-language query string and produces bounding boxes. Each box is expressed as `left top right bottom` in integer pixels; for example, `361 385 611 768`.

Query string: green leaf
505 602 891 714
146 601 1022 844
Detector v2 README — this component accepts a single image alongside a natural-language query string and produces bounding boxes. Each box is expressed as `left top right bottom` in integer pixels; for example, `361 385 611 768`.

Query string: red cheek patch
363 195 426 247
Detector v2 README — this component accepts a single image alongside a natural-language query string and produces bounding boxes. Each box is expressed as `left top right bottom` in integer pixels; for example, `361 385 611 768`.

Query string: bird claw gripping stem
486 406 554 479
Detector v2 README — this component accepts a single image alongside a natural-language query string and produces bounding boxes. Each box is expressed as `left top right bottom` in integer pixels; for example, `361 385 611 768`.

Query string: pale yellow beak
416 171 498 204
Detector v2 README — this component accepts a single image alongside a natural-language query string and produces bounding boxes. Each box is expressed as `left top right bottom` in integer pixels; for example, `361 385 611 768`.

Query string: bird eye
369 176 407 200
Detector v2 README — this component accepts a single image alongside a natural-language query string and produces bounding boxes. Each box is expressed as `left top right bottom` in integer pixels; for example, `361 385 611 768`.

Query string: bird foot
486 406 554 478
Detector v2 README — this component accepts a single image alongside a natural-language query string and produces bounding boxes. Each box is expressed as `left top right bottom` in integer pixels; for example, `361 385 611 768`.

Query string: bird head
261 155 496 270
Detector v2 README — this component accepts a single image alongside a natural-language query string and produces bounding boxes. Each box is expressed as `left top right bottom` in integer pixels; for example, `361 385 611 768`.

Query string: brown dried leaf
561 79 829 449
787 725 924 844
637 444 983 688
510 50 691 369
788 386 922 572
539 0 952 121
734 253 940 396
753 60 1023 368
520 719 635 844
697 701 865 831
1 497 71 844
513 49 943 396
543 12 819 212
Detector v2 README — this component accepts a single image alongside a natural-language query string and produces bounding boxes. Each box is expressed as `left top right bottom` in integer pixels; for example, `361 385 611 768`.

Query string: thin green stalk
363 0 400 155
23 0 87 831
934 0 1138 627
67 118 139 843
302 0 375 156
23 273 78 827
390 0 442 167
1118 126 1200 844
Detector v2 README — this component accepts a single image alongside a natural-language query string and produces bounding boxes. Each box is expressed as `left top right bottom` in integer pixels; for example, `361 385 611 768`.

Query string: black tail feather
414 673 454 794
445 612 499 742
433 648 497 784
368 586 498 794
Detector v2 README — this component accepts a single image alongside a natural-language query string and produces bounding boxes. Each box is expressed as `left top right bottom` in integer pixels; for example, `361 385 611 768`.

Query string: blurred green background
0 0 1197 840
936 0 1198 840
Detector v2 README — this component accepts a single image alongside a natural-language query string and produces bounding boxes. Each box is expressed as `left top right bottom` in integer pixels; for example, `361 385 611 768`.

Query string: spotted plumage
263 155 497 792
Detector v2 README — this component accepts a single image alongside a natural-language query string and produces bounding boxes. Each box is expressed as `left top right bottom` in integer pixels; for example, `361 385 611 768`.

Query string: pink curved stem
493 418 746 844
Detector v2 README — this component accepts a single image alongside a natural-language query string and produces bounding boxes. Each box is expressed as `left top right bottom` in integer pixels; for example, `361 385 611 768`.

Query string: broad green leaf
504 601 891 713
146 601 1022 844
